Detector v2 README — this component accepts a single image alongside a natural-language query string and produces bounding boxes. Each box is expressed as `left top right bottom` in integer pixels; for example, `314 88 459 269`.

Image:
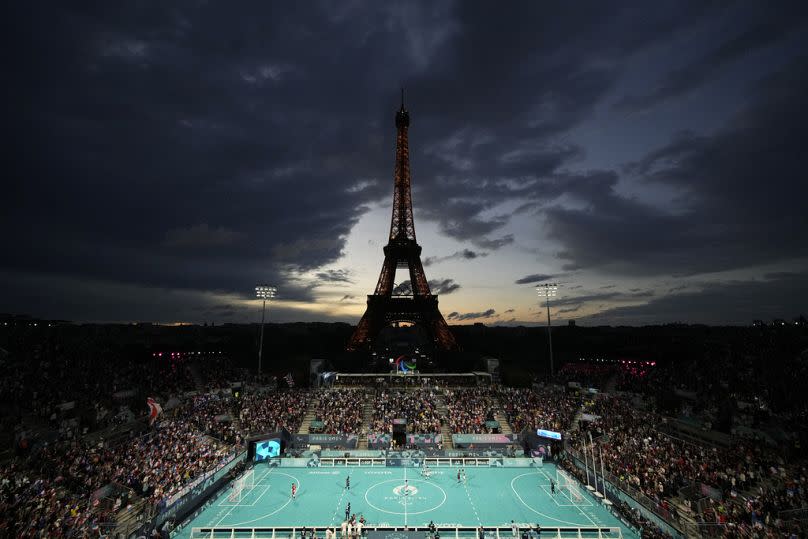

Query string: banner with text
368 433 391 449
452 433 518 448
406 433 442 446
293 433 358 448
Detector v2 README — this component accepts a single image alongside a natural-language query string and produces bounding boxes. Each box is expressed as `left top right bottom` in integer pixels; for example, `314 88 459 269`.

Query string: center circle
364 479 447 515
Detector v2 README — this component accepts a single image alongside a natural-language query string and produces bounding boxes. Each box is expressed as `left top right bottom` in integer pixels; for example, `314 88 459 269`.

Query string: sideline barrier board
452 433 518 448
503 457 540 467
191 525 624 539
279 458 309 467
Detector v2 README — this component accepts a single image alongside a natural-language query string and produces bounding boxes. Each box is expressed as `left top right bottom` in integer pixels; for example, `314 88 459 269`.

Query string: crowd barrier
276 456 539 468
155 450 246 528
564 448 684 538
191 525 624 539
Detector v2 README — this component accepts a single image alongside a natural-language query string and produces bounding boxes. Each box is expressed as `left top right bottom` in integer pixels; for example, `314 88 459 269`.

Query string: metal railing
778 507 808 522
563 447 684 534
190 525 624 539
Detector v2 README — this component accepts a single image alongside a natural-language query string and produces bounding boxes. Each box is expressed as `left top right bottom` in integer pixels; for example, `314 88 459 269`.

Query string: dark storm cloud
545 58 808 276
552 292 622 307
392 282 413 296
163 224 243 249
551 290 655 311
5 0 609 317
615 7 808 111
582 273 808 325
447 309 496 321
0 269 343 324
515 274 556 285
429 279 461 295
393 279 460 296
423 249 487 267
4 0 805 322
402 1 724 250
6 1 413 319
315 270 353 284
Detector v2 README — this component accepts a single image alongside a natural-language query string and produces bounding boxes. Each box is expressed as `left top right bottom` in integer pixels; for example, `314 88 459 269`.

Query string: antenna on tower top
400 87 405 108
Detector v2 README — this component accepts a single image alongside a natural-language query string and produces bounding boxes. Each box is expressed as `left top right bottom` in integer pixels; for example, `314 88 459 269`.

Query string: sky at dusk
4 1 807 326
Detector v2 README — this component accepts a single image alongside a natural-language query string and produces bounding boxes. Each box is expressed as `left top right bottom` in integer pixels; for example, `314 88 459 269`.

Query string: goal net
228 469 255 503
557 468 584 504
242 469 255 489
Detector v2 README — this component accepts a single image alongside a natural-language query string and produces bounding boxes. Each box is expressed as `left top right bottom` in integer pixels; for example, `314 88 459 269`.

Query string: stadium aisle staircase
297 394 320 434
603 372 620 393
113 495 148 537
490 397 514 435
666 497 702 537
435 393 454 448
358 400 374 449
493 411 513 435
187 360 205 390
569 405 586 432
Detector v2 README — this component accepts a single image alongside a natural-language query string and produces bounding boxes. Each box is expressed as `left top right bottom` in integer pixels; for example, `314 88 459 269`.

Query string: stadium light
255 285 277 375
536 283 559 379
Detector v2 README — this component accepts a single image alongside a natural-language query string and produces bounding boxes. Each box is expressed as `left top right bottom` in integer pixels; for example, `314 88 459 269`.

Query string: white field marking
218 484 272 507
404 467 407 528
214 466 273 526
226 471 302 527
330 479 348 526
461 470 482 526
363 478 447 516
509 472 590 527
539 468 597 526
536 482 594 508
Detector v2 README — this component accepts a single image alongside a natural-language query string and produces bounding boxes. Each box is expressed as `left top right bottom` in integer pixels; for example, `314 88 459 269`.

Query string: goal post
228 478 244 503
228 469 255 503
557 468 584 504
242 468 255 489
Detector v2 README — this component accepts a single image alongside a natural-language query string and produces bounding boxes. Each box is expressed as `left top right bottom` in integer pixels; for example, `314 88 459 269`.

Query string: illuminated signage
536 429 562 440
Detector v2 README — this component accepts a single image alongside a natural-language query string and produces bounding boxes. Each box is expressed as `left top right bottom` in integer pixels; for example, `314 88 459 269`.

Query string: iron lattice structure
347 97 459 352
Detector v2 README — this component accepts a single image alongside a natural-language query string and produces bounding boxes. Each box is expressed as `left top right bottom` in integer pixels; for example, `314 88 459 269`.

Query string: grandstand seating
0 324 805 538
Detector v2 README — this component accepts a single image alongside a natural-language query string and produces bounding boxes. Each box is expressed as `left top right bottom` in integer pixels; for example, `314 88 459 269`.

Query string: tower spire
347 98 459 354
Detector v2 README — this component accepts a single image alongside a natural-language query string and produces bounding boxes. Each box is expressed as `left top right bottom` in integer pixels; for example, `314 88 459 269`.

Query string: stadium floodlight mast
536 283 558 379
255 285 277 375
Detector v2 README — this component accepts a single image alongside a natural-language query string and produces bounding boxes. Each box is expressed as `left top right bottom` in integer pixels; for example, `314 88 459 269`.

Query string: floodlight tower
255 285 277 375
536 283 558 379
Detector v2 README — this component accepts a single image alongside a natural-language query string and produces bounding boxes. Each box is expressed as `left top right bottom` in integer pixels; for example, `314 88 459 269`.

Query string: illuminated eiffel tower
347 93 459 352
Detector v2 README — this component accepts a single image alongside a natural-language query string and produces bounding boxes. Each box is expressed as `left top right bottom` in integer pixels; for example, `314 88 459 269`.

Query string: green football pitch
177 463 638 539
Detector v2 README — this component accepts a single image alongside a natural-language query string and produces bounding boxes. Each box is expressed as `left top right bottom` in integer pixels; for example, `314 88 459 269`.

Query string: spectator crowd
568 395 806 538
370 388 442 434
313 389 364 435
443 388 499 434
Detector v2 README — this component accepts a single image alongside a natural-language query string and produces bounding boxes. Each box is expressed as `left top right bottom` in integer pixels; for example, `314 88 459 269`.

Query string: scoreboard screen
253 438 281 462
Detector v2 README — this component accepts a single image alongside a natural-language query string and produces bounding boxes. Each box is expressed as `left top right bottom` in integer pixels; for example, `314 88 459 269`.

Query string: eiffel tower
347 93 459 352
